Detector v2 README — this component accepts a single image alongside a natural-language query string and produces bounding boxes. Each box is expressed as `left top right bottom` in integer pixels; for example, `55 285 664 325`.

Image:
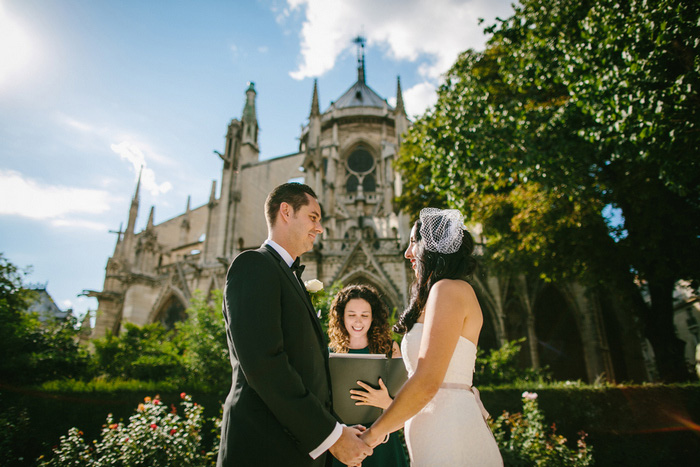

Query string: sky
0 0 516 322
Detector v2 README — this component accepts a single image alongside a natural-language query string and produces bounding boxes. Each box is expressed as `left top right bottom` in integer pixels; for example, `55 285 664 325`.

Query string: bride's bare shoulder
430 278 474 297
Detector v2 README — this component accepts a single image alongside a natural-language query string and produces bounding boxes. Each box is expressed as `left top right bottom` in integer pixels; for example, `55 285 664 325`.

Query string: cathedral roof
330 79 392 111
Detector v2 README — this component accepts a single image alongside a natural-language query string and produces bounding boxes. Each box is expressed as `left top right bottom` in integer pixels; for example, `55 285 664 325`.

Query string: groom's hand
329 425 373 466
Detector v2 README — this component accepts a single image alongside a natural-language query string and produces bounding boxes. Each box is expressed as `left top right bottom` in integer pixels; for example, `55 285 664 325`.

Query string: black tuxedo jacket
216 245 337 467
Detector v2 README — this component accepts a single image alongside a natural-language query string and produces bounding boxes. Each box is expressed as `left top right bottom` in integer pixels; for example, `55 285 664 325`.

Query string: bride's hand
350 378 393 410
360 427 388 448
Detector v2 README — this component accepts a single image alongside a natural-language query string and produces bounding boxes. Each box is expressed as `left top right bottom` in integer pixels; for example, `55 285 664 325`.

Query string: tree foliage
92 289 229 390
176 289 230 390
0 254 92 384
396 0 700 380
93 323 184 383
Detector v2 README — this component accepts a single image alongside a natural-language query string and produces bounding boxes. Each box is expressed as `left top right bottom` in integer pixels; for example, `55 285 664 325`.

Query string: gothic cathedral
88 44 412 341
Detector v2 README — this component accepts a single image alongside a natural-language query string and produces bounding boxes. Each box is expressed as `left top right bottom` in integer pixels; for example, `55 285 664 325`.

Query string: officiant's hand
329 425 373 466
351 378 393 410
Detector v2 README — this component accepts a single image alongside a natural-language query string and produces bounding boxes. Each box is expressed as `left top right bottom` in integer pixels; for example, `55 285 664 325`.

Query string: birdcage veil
419 208 466 254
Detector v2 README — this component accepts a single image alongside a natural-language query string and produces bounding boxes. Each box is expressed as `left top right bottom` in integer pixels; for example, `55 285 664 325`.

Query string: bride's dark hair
394 218 477 334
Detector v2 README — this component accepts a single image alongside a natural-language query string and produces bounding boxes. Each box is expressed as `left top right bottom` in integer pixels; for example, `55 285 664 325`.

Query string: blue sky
0 0 515 321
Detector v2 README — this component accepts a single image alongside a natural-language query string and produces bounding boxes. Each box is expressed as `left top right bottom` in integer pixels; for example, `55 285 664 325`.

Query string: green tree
396 0 699 380
92 322 184 382
27 314 94 382
1 254 92 384
0 253 38 382
176 289 230 390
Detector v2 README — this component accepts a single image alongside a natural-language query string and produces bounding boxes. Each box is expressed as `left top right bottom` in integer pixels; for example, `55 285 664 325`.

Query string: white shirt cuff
309 422 343 459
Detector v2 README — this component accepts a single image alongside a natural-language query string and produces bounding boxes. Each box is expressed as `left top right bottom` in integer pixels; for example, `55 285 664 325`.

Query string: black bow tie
291 257 305 279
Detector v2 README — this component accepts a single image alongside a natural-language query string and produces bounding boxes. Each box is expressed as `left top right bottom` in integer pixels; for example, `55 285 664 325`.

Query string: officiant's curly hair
328 284 394 357
395 218 477 335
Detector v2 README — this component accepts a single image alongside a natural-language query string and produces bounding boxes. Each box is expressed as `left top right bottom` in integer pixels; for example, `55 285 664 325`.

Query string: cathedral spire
146 206 155 229
127 167 142 235
353 35 366 84
132 166 142 203
209 180 217 204
395 76 406 116
241 82 259 150
310 79 320 117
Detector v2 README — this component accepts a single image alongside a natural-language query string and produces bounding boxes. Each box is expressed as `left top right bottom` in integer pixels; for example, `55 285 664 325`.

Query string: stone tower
300 35 412 310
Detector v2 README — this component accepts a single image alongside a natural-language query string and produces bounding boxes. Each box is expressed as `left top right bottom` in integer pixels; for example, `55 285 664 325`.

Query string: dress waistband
440 382 490 421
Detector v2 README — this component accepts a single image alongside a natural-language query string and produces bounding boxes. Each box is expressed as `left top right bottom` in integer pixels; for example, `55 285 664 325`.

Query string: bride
359 208 503 466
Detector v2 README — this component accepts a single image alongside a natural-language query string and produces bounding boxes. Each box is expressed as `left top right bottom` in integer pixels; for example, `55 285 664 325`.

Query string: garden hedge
2 383 699 466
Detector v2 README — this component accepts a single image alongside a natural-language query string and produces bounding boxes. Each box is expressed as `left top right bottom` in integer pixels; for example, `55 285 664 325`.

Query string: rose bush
490 392 594 466
38 393 220 467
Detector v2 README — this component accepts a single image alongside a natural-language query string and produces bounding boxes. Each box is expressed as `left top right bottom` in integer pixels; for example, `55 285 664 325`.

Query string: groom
217 183 372 466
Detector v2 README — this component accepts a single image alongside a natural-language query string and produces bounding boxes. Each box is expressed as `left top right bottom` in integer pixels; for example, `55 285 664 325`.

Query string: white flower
522 391 538 401
304 279 324 293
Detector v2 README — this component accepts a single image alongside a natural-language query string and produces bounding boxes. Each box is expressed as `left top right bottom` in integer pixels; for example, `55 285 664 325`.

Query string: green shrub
92 323 185 382
176 290 230 390
310 280 344 335
38 377 183 393
0 401 30 466
476 338 551 386
490 391 594 466
38 393 219 467
27 314 95 382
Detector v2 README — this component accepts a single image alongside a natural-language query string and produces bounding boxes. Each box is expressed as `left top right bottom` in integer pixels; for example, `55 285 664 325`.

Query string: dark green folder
329 353 408 425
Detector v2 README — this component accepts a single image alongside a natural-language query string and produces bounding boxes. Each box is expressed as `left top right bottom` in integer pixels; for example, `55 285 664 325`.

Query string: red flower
153 399 161 405
171 404 177 414
109 424 118 430
150 423 157 430
170 428 177 435
180 392 187 399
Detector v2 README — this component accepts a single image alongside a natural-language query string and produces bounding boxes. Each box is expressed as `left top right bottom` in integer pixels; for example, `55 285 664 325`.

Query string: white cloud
110 141 173 196
285 0 514 109
51 218 111 231
404 81 439 118
0 169 112 229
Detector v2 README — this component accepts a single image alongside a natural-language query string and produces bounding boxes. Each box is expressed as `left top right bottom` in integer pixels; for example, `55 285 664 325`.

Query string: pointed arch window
345 144 377 195
362 174 376 192
346 174 359 193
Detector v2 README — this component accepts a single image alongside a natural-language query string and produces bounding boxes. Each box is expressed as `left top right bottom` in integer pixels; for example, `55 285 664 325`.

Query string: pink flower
153 399 161 405
522 391 538 401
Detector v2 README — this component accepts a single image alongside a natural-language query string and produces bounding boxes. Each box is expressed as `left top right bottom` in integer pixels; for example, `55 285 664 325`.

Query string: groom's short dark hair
265 183 318 227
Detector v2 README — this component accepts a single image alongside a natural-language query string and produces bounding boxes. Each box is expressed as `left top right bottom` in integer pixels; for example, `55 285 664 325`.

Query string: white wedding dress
401 323 503 466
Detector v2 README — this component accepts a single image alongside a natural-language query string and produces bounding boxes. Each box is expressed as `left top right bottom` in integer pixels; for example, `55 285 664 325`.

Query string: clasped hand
329 425 373 467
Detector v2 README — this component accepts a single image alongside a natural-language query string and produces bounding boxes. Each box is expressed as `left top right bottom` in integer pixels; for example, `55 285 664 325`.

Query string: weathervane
352 34 366 83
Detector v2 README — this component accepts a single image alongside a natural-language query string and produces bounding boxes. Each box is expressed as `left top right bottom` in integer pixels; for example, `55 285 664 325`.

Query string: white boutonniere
304 279 324 293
